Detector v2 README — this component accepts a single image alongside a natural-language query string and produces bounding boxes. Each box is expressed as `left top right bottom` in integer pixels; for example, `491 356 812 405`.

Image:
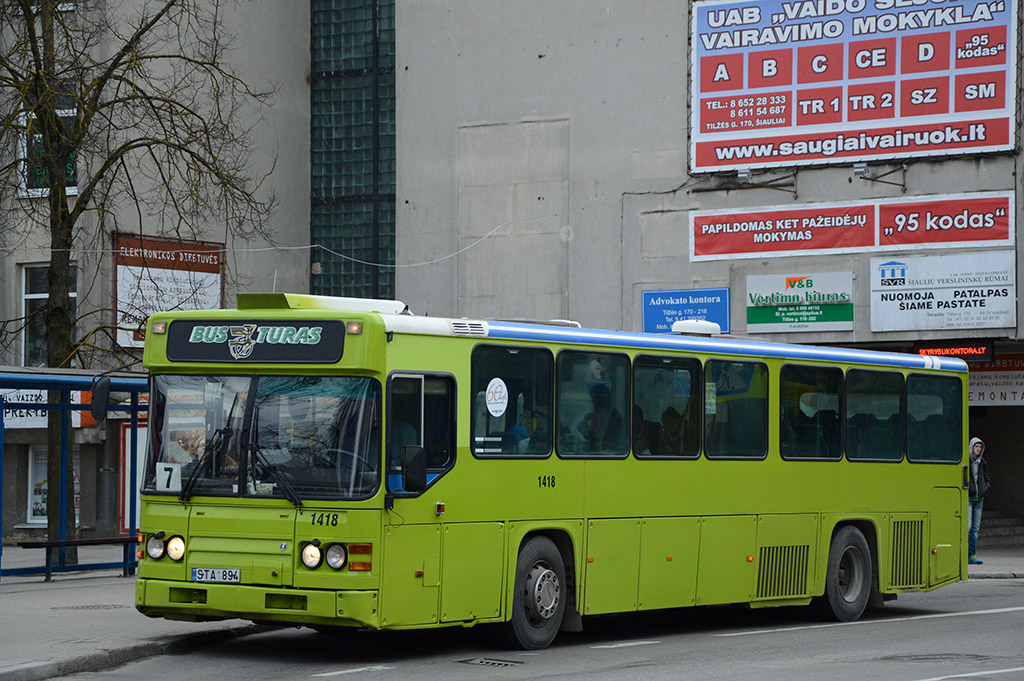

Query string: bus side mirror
401 445 427 493
90 376 112 422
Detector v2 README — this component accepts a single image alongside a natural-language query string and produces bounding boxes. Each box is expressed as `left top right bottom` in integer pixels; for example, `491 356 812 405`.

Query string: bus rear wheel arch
504 535 567 650
815 524 873 622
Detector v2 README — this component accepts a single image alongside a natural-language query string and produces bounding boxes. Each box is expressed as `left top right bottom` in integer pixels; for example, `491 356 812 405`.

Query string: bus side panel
752 514 818 602
695 515 757 606
583 518 641 615
638 517 700 611
440 522 505 622
381 524 441 627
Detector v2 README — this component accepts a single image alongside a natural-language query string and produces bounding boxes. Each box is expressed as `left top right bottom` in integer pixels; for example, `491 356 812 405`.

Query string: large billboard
690 191 1013 261
747 271 853 332
690 0 1015 171
869 250 1016 331
114 234 224 348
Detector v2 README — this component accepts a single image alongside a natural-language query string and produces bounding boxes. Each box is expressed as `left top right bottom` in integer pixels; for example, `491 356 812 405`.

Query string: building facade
394 1 1024 517
0 1 312 540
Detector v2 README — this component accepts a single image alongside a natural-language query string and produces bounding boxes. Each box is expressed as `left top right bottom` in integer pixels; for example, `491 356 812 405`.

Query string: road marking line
312 665 394 677
592 640 662 649
911 665 1024 681
713 605 1024 637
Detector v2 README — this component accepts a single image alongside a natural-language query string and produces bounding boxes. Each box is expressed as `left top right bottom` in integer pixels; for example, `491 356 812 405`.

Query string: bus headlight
166 536 186 561
325 544 347 570
146 534 166 560
302 542 323 569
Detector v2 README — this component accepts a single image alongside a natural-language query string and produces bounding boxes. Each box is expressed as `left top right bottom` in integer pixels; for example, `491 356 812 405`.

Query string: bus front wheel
505 536 566 650
816 525 872 622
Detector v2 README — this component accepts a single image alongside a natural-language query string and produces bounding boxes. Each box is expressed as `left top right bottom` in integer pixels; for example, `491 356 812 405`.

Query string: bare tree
0 0 276 545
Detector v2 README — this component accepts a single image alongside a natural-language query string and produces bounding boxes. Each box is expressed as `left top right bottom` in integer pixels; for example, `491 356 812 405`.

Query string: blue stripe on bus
485 323 968 372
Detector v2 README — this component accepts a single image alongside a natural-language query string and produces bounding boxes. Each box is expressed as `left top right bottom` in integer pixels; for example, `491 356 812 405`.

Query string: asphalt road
59 579 1024 681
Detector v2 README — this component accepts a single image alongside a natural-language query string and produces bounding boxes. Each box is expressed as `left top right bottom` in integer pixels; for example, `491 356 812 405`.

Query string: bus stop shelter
0 370 148 580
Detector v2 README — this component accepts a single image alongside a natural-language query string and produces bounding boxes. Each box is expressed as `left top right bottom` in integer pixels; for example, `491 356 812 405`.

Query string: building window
18 89 79 198
22 263 77 367
310 0 396 299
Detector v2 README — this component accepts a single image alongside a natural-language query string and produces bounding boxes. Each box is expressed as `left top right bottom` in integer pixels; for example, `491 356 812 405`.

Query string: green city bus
135 293 967 649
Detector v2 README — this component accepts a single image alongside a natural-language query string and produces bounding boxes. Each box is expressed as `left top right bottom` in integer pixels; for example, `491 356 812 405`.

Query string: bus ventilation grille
449 321 487 336
756 545 809 599
890 519 924 588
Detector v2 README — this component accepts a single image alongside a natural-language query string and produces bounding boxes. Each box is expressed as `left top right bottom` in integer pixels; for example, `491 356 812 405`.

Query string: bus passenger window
556 351 629 457
704 360 767 459
779 364 842 460
633 355 701 458
907 374 962 463
846 369 904 461
470 345 553 457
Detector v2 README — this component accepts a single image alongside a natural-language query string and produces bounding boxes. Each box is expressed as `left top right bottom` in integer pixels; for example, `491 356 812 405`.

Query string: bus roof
228 293 967 373
379 313 968 373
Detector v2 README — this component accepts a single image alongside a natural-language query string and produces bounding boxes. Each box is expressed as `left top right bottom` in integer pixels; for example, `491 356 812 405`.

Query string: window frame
18 109 79 199
703 358 769 461
844 367 906 463
387 371 457 493
554 348 632 460
632 353 702 460
470 344 554 459
906 372 963 465
778 362 844 462
21 263 77 367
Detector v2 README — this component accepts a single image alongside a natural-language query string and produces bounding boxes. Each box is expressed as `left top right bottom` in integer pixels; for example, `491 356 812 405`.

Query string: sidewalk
0 545 260 681
1 545 1022 681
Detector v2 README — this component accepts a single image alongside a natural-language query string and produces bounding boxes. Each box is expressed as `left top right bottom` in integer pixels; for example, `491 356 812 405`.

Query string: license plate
191 567 241 583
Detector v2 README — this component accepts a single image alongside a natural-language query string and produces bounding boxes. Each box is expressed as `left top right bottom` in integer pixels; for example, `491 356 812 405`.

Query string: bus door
381 373 462 626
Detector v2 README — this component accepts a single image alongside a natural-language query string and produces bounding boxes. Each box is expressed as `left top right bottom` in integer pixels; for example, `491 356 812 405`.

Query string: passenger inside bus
631 405 659 455
575 383 625 452
657 406 684 456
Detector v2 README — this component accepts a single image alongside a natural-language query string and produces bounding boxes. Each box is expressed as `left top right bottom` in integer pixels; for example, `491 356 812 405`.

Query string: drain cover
458 658 523 668
54 604 130 611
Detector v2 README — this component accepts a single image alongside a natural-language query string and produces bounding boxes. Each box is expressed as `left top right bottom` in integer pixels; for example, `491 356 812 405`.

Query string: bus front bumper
135 578 380 629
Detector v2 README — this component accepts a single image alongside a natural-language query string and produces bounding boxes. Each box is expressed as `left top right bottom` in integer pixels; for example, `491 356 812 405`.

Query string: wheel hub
524 563 560 624
837 547 864 603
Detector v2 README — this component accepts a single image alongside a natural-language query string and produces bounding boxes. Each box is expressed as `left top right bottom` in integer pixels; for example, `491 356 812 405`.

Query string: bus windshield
144 374 381 501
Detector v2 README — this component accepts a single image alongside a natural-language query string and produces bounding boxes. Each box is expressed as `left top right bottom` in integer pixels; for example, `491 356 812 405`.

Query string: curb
0 624 265 681
969 572 1024 580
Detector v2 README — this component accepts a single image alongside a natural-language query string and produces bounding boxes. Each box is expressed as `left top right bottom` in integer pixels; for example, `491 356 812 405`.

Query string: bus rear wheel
816 525 871 622
505 536 566 650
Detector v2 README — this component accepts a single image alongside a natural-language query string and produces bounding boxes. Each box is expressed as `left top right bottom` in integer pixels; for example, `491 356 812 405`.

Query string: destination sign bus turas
133 292 969 649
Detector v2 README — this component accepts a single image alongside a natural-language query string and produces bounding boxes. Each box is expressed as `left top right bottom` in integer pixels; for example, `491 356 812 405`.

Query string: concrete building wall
397 0 687 326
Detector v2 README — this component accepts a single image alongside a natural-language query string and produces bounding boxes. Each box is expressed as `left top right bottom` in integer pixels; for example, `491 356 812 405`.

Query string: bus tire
816 525 872 622
505 536 566 650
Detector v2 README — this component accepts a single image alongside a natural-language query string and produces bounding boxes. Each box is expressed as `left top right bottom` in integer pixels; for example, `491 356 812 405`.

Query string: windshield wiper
180 391 241 502
252 445 303 507
180 427 230 502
